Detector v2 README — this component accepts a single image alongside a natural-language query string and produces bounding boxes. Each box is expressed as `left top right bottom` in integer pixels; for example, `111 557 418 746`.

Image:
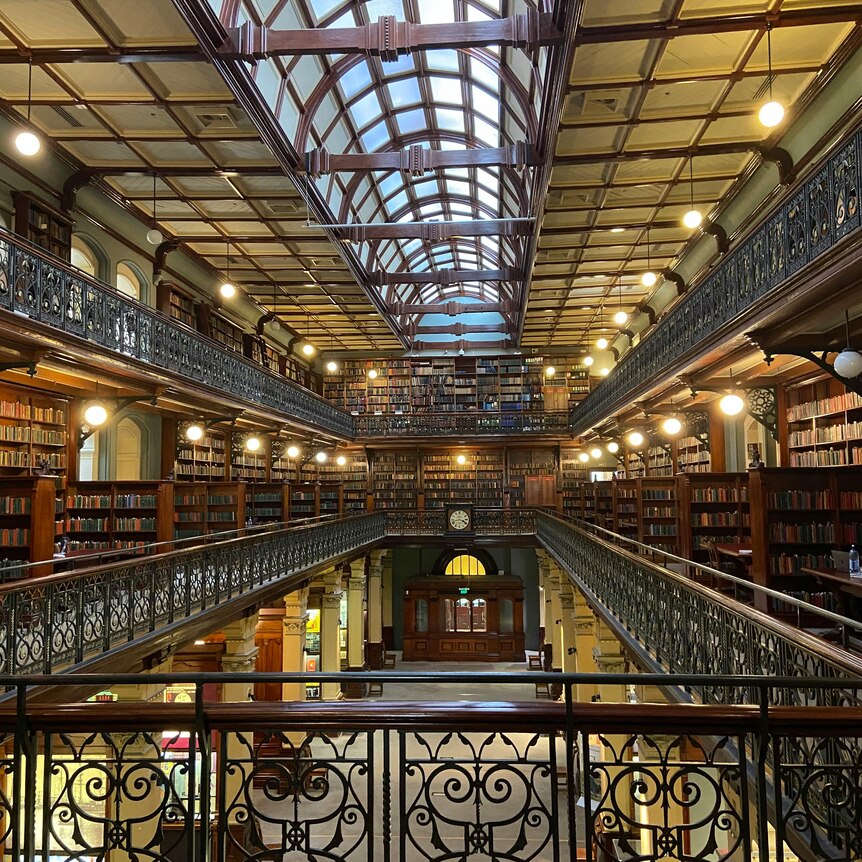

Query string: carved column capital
349 556 366 580
221 650 259 674
593 653 626 675
321 591 343 610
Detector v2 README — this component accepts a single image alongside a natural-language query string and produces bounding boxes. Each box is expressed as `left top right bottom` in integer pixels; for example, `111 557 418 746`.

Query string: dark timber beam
575 6 862 43
226 12 561 60
392 300 514 315
0 47 206 63
306 143 537 177
554 143 790 166
375 268 520 285
404 322 513 336
412 338 511 350
328 219 533 241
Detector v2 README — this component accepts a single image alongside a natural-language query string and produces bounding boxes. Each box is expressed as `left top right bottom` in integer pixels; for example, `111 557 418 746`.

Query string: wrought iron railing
356 410 571 436
383 507 537 536
570 122 862 435
1 671 861 862
0 512 384 675
536 512 862 705
0 229 355 439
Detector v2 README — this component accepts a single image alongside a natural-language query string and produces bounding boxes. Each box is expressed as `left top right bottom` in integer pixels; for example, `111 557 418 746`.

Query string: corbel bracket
78 395 154 449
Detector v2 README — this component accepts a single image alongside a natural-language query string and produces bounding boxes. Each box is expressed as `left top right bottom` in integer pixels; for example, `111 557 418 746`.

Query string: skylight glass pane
470 58 498 90
378 172 402 196
396 109 426 134
471 85 499 120
447 180 470 197
436 109 465 132
340 61 372 99
350 90 381 127
364 0 404 18
451 203 472 214
387 189 409 213
466 2 493 21
310 0 342 22
426 49 460 72
474 117 499 144
419 0 455 23
383 54 415 76
430 76 461 104
362 120 390 151
388 78 422 108
420 204 440 217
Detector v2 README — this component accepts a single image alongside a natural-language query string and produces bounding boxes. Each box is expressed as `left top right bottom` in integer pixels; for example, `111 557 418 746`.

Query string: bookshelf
319 483 344 516
168 286 195 329
374 450 419 509
174 484 207 539
0 389 68 478
476 450 505 507
334 450 368 512
508 448 556 508
13 192 73 261
613 478 639 541
246 484 290 525
205 482 246 534
290 484 317 518
559 448 587 517
677 434 711 473
785 383 862 467
626 451 646 479
594 480 614 528
66 481 174 555
210 313 244 354
678 472 750 562
421 450 504 508
646 444 674 477
230 436 268 482
638 477 680 555
0 477 61 577
175 429 226 482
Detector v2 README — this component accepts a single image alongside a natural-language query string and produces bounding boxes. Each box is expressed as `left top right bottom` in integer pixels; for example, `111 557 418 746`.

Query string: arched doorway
116 417 143 480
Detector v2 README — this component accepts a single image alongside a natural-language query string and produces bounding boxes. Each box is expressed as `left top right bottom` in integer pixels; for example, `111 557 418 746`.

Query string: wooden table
800 566 862 600
714 542 754 563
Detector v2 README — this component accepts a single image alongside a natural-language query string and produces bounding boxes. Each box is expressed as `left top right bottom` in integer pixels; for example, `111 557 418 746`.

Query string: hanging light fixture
583 355 594 367
326 360 339 373
367 368 379 379
719 368 745 415
245 434 262 452
184 422 204 442
682 157 703 229
590 447 602 459
833 310 862 379
606 441 620 454
220 241 236 299
83 401 109 427
315 450 328 463
146 173 163 245
269 283 281 331
301 312 315 356
545 366 556 377
628 430 645 448
613 282 628 325
641 225 657 287
578 452 590 463
600 367 610 376
14 60 40 157
287 445 300 459
336 455 347 467
595 306 608 350
758 23 785 128
662 416 683 436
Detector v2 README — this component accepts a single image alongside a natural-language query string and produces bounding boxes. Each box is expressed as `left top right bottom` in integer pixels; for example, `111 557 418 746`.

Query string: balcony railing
383 507 537 536
0 229 355 439
570 122 862 436
356 410 571 437
1 671 861 862
536 511 862 705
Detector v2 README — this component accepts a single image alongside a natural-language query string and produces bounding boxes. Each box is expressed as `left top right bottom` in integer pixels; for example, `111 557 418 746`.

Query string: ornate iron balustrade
570 124 862 435
537 512 862 705
0 229 355 439
1 671 861 862
384 507 537 536
0 512 384 676
356 410 571 437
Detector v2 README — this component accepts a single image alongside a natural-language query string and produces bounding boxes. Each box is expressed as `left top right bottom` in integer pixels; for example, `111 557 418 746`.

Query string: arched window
71 237 98 277
444 554 486 577
116 417 143 480
116 262 142 300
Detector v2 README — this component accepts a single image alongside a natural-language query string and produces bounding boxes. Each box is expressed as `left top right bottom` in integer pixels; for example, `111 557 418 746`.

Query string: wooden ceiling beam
392 301 514 315
374 268 520 285
576 6 862 44
330 218 534 241
227 12 561 60
305 143 537 176
0 46 206 63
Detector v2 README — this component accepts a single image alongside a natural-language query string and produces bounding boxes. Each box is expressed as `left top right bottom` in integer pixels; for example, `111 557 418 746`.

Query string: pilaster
366 549 385 669
282 587 309 703
319 566 343 701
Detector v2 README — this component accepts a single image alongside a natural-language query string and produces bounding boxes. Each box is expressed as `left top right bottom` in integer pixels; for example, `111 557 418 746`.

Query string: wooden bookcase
231 438 268 483
646 444 674 477
559 447 587 518
66 481 174 555
677 433 711 473
287 483 343 519
246 483 290 525
0 388 68 478
638 477 680 555
612 478 639 541
210 313 244 354
205 482 246 534
0 477 62 576
337 450 369 513
678 472 750 562
374 450 419 509
175 429 226 481
508 448 556 508
174 484 207 539
593 480 614 528
319 483 344 516
13 192 73 261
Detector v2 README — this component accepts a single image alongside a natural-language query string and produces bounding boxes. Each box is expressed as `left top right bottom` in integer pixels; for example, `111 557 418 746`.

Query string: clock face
448 509 470 530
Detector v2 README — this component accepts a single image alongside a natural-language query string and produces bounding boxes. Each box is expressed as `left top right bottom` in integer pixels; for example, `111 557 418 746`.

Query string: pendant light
758 24 785 128
641 225 657 287
596 306 609 350
15 60 41 157
269 283 281 331
146 173 163 245
719 368 745 416
583 314 594 366
613 282 628 325
220 241 236 299
301 311 315 356
682 158 703 229
833 310 862 379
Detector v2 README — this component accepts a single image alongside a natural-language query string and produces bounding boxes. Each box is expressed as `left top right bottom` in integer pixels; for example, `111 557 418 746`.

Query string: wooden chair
382 651 396 669
367 680 383 696
528 654 543 671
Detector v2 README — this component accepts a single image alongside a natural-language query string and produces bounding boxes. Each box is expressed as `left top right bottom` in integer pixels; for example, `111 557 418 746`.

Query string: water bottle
850 545 860 575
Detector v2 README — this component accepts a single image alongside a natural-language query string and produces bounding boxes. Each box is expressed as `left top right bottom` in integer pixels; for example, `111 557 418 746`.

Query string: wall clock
446 505 473 532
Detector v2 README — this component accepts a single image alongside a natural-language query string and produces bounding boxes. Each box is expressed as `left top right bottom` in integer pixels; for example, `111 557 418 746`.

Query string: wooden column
320 567 343 701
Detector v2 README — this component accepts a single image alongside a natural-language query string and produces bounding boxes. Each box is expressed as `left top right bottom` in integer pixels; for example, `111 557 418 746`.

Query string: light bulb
583 355 594 367
628 431 644 448
270 318 281 332
456 454 467 465
15 130 40 157
613 311 628 325
600 367 610 376
578 452 589 463
326 361 339 373
367 368 379 379
245 435 261 452
315 450 328 463
759 100 785 128
302 342 315 356
336 455 347 467
219 281 236 299
596 336 609 350
641 270 657 287
185 423 204 442
719 393 745 416
662 416 682 436
545 366 555 377
606 441 620 454
83 402 108 427
682 209 703 229
146 228 163 245
287 445 300 458
590 447 602 459
833 349 862 379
